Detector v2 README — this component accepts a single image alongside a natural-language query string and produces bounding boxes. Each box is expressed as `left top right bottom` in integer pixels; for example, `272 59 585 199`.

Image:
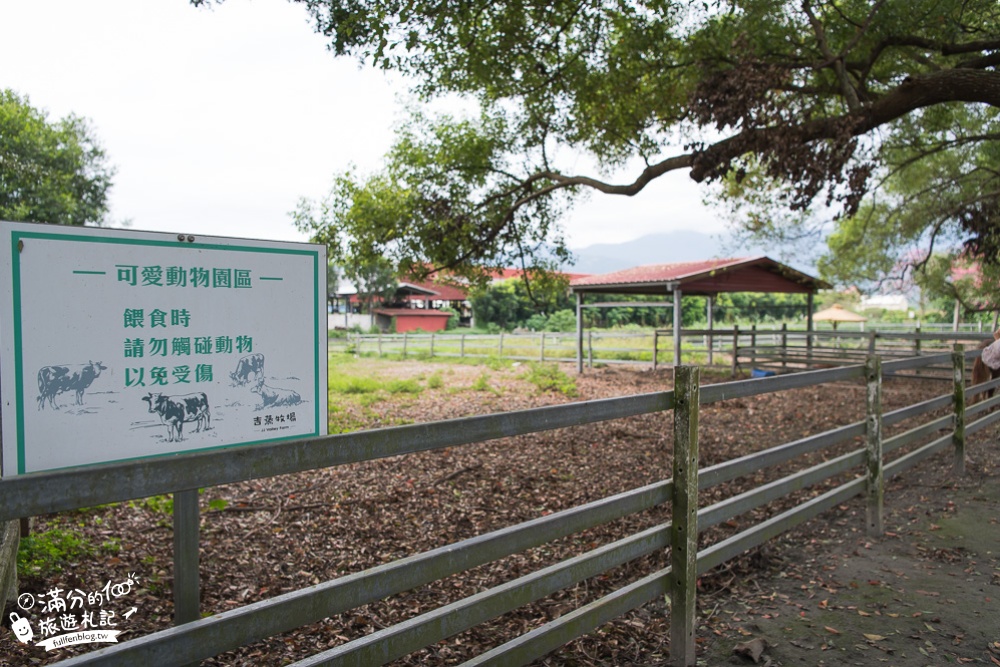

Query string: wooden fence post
865 355 884 536
173 489 200 625
653 330 659 370
402 332 408 358
914 326 921 356
539 333 545 362
377 332 383 358
867 330 876 355
460 334 466 359
731 325 740 376
952 344 966 476
671 365 699 667
429 333 435 359
498 332 504 360
588 331 594 368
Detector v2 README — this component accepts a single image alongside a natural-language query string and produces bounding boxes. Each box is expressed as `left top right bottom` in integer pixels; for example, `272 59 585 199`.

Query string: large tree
0 89 114 226
252 0 1000 281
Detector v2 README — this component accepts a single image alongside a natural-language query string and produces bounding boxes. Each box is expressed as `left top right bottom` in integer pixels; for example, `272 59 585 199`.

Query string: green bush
18 528 94 578
330 375 382 394
386 379 423 394
545 310 577 332
522 363 578 397
472 372 496 393
524 313 549 331
427 372 444 389
439 307 461 330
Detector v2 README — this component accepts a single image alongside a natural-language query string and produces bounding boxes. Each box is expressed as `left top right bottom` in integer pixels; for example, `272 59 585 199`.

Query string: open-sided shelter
569 257 831 371
812 303 867 330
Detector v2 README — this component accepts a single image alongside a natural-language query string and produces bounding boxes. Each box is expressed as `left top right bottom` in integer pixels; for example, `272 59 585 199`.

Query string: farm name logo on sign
0 221 328 475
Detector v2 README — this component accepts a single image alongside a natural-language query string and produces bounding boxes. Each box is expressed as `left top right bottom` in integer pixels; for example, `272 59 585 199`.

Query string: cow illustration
229 353 265 386
37 361 107 410
142 392 211 442
251 378 301 409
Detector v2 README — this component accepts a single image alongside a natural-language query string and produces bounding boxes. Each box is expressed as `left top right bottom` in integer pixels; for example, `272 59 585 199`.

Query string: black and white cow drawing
229 353 265 386
251 378 301 409
142 392 211 442
37 361 107 410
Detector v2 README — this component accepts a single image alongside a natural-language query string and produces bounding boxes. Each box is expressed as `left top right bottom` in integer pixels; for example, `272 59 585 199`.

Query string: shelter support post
576 292 583 374
731 325 740 376
653 330 659 370
672 285 682 367
706 296 714 366
952 345 966 476
806 293 814 361
671 365 699 666
865 356 884 536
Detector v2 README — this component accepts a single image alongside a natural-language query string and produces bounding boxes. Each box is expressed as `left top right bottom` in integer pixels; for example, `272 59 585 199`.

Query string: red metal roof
570 257 828 295
373 308 452 316
402 279 468 301
490 268 591 282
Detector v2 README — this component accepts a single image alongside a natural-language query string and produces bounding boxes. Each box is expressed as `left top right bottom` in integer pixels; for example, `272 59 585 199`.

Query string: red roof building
570 257 826 295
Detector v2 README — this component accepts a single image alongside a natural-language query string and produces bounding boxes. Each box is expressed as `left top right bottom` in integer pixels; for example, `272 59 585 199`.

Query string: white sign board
0 221 328 476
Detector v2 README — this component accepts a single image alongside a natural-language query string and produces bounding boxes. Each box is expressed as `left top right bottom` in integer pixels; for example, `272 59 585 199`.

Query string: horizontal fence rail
3 343 995 666
335 327 994 373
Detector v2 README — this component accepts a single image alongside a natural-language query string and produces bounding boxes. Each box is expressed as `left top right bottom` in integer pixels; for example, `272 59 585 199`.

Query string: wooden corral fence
2 349 999 666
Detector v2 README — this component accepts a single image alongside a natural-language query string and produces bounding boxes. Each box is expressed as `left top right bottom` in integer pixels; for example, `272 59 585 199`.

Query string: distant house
331 267 589 333
372 308 453 333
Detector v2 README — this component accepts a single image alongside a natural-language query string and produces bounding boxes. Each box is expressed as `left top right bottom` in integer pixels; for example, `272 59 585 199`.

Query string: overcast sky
1 0 725 250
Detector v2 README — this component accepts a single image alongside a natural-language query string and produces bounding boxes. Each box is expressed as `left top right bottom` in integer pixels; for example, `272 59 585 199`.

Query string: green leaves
294 109 572 284
279 0 1000 286
0 89 114 226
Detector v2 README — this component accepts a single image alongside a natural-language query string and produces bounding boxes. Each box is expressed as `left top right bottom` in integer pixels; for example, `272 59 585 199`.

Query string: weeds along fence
2 349 998 666
336 328 995 373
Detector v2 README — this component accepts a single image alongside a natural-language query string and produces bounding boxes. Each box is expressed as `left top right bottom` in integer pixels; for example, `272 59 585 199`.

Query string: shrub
18 528 94 578
386 379 423 394
524 313 549 331
545 310 577 332
522 363 578 397
330 375 382 394
472 372 496 393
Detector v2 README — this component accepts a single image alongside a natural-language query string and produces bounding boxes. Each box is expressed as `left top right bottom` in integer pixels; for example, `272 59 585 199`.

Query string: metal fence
3 348 998 666
335 328 996 373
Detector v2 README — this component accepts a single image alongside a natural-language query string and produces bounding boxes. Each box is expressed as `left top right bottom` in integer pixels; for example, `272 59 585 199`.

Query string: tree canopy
262 0 1000 284
0 89 114 226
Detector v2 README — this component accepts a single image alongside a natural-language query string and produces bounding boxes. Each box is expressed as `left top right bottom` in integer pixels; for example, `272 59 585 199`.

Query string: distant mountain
568 230 762 275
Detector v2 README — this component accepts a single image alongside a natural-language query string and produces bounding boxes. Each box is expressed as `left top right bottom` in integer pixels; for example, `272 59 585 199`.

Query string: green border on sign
9 230 323 475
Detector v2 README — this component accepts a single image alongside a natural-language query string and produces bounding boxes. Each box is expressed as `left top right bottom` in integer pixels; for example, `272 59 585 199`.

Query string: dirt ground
699 443 1000 666
2 359 999 666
